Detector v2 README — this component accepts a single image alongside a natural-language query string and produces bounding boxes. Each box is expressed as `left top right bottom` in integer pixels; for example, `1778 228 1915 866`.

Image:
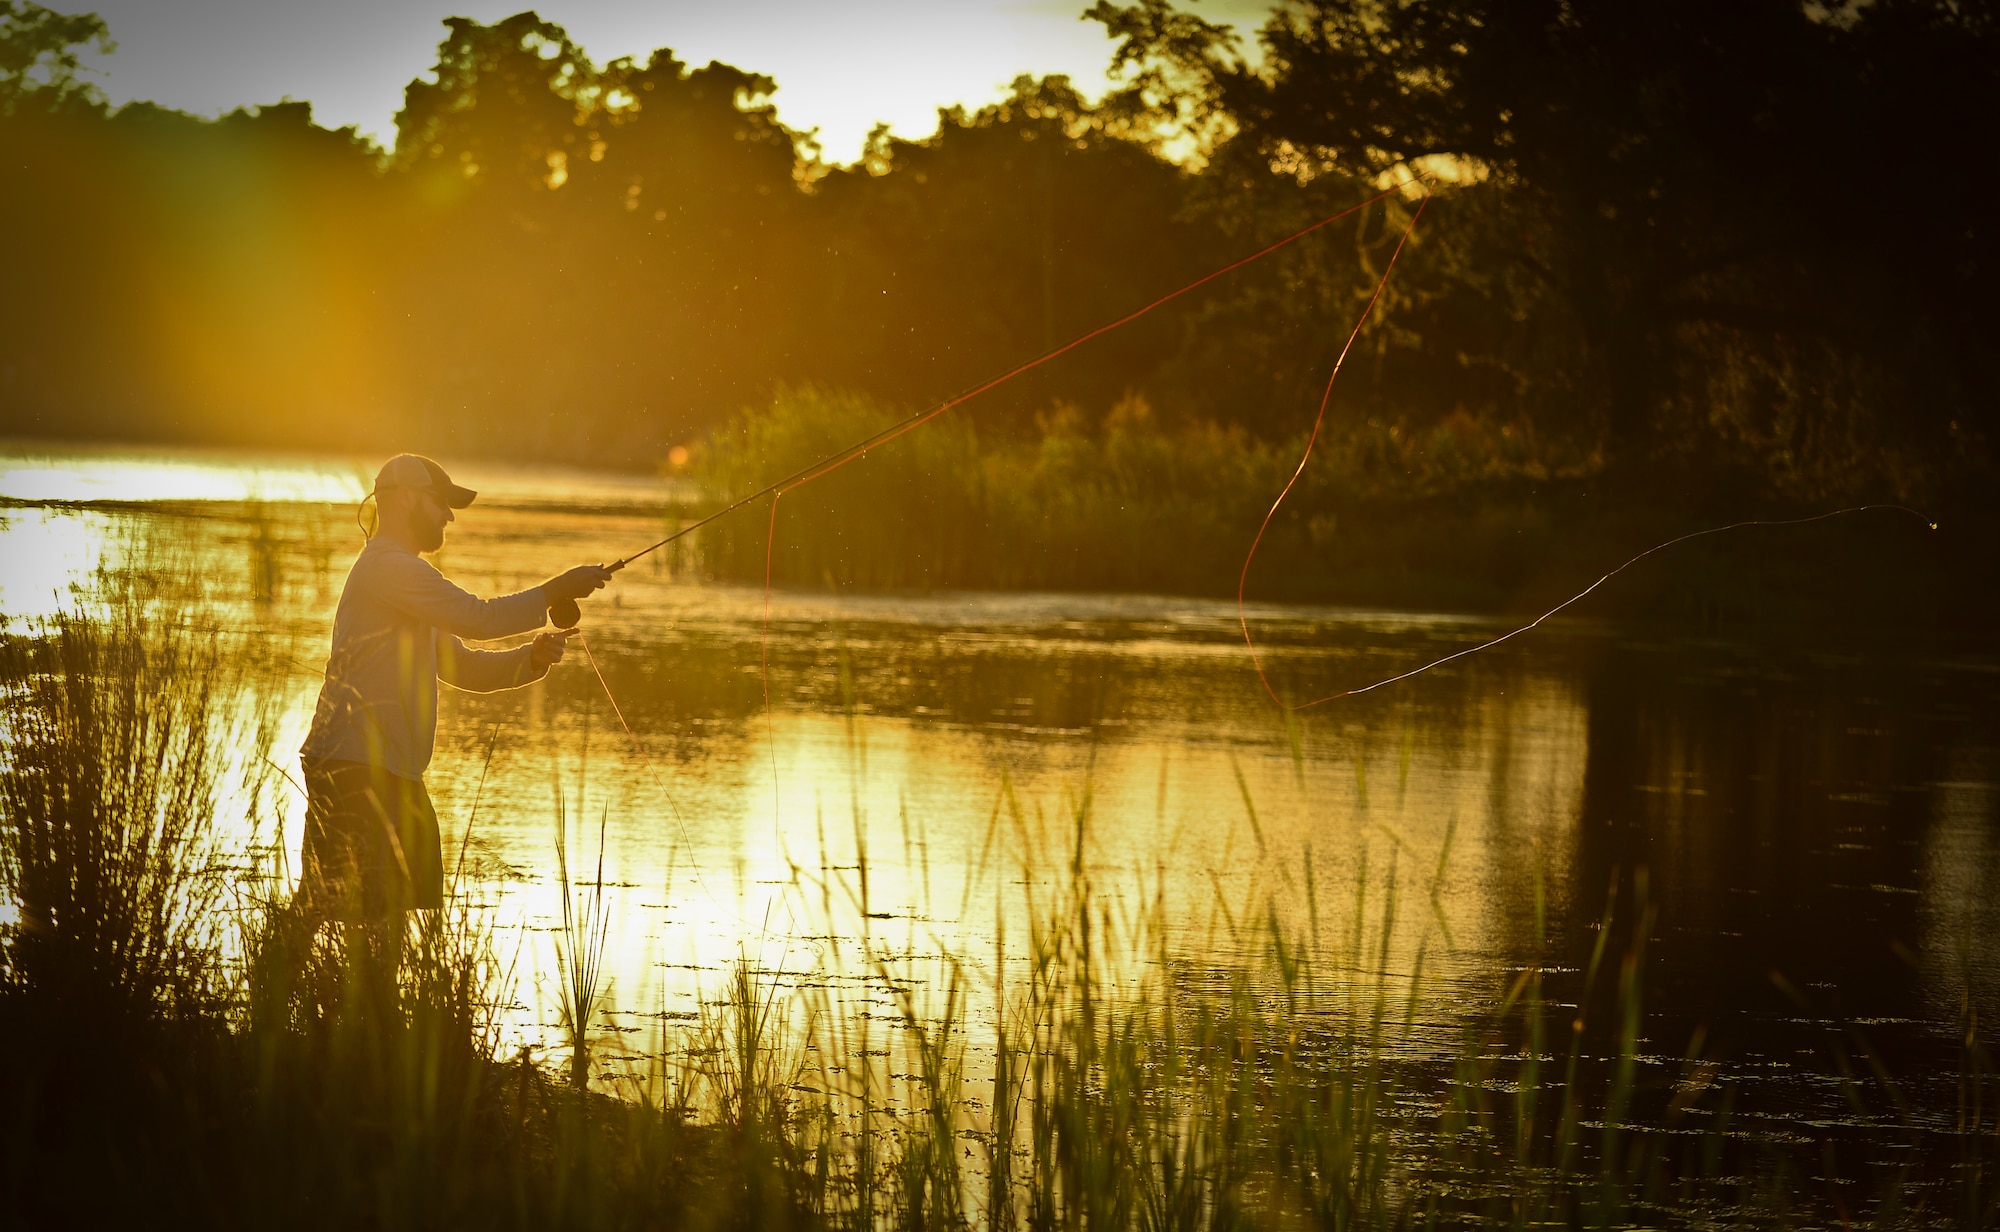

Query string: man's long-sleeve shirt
301 536 549 780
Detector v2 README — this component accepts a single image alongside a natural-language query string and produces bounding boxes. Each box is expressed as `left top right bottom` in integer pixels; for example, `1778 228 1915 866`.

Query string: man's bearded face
411 490 451 552
387 487 452 552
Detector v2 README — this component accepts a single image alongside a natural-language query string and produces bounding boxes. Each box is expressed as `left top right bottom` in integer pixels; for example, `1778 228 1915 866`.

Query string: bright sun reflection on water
0 443 371 505
0 505 124 621
0 439 687 511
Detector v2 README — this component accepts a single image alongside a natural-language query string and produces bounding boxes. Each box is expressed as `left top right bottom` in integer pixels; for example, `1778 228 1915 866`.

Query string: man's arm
436 628 576 694
436 635 547 693
373 551 549 641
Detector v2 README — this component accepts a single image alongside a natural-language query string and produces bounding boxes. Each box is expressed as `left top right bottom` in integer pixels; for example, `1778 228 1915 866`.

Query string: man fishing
281 453 612 1015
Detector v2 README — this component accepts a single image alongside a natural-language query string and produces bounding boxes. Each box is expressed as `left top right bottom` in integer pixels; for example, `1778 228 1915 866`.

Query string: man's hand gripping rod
549 557 629 629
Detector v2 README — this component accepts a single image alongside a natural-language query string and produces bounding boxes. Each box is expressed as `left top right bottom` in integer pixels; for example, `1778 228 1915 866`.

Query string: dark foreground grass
3 600 1995 1230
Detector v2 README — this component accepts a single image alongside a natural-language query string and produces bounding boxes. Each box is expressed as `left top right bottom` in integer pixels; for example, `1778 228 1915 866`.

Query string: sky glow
47 0 1275 163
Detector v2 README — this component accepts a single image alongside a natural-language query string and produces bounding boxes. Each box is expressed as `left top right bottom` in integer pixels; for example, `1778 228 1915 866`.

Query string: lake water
3 441 1997 1180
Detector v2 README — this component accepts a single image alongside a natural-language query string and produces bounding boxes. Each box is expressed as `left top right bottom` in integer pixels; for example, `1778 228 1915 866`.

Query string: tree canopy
1096 0 2000 501
1 2 1993 513
0 0 109 114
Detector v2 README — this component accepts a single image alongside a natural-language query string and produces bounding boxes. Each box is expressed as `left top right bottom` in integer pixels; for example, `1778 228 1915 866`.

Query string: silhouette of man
284 453 610 1017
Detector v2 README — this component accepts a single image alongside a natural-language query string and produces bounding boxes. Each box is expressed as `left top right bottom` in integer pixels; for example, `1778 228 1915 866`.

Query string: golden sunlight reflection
0 506 124 621
408 676 1589 1055
1921 741 2000 1021
0 445 369 505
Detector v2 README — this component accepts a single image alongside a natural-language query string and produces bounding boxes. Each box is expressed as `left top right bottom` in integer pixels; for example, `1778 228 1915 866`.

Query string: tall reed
553 794 613 1092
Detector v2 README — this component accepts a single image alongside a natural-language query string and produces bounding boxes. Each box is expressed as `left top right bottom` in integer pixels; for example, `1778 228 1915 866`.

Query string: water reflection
1922 743 2000 1022
408 605 1599 1056
3 444 1996 1147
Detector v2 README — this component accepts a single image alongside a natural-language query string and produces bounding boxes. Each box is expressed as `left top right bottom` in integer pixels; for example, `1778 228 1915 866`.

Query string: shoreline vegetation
670 388 1971 626
4 591 1994 1229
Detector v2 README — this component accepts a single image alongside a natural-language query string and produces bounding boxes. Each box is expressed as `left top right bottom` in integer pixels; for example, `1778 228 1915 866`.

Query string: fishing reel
549 560 625 629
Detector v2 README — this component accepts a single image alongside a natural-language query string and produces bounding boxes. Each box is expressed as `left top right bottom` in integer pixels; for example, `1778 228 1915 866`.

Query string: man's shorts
299 759 444 920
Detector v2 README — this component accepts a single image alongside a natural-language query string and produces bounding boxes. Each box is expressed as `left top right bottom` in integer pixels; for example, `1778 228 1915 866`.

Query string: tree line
2 0 1994 514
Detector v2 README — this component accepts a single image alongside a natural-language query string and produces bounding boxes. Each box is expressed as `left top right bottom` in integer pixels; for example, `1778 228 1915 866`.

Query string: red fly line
612 177 1430 573
738 177 1927 718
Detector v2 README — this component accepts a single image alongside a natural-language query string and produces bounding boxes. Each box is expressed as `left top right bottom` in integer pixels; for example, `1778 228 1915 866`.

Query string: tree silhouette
0 0 109 115
1093 0 2000 499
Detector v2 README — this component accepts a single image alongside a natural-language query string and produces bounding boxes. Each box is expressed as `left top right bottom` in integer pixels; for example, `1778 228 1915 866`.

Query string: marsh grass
0 600 243 1019
680 387 1950 628
3 595 1996 1229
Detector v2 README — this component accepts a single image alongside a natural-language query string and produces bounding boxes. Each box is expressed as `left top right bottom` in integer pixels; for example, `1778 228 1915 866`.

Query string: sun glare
0 449 367 505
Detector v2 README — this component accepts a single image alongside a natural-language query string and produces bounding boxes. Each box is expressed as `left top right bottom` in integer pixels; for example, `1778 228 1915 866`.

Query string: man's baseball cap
373 454 477 509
